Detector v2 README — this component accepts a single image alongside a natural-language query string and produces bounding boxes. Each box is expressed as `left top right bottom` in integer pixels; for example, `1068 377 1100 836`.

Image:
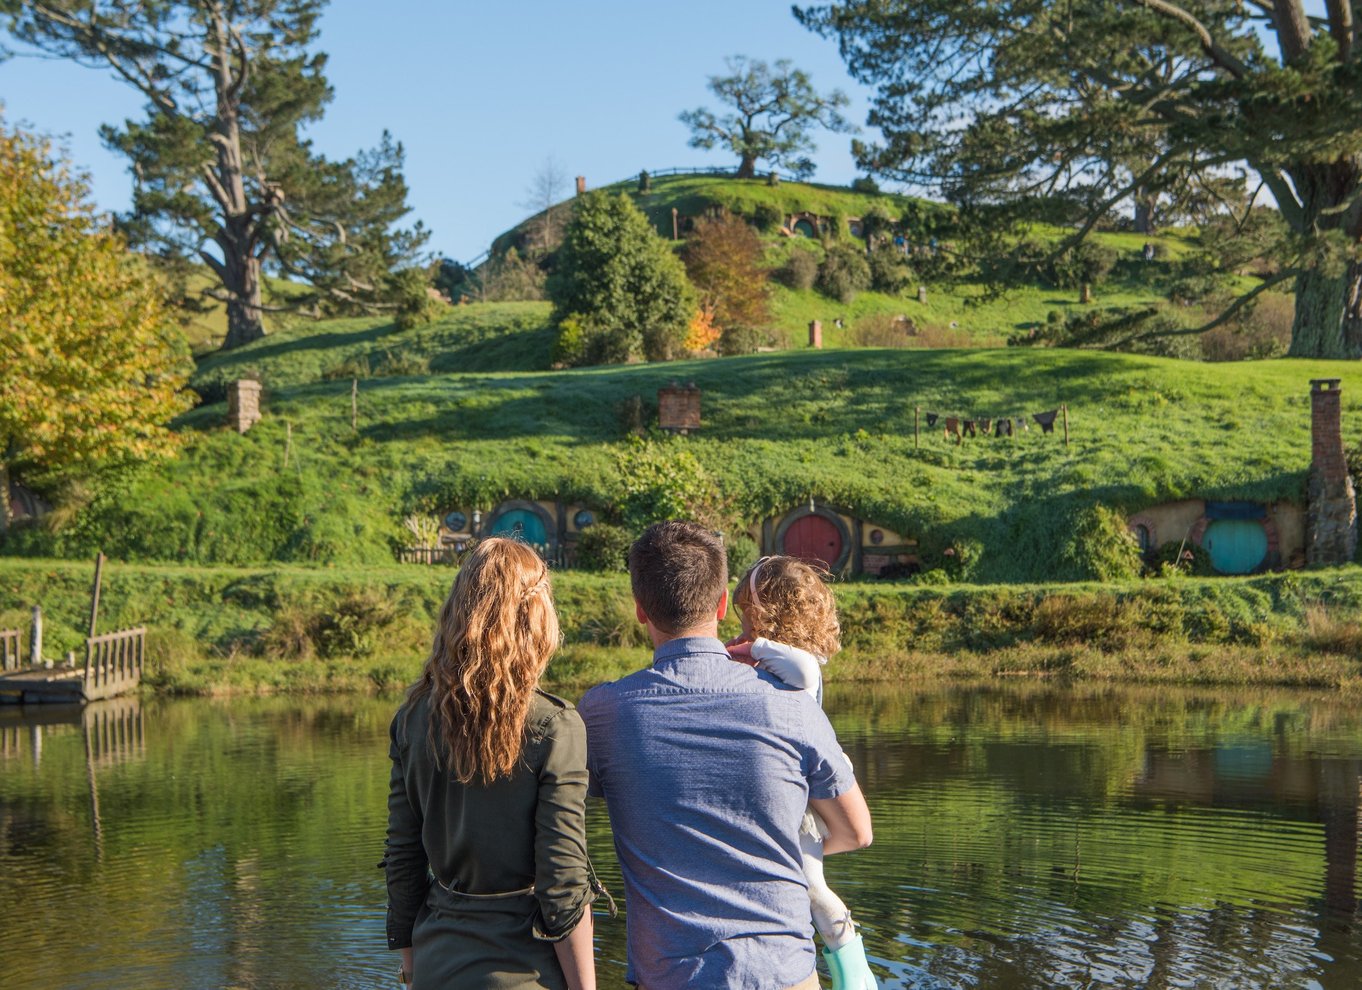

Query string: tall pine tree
798 0 1362 358
5 1 428 349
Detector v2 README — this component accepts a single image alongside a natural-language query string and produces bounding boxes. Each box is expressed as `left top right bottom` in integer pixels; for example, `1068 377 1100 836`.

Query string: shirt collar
651 635 729 665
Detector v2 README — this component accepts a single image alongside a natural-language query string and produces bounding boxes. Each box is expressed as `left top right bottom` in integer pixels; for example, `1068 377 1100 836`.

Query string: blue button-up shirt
580 636 855 989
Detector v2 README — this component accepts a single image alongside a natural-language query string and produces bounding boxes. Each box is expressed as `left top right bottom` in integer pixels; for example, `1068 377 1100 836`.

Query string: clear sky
0 0 879 263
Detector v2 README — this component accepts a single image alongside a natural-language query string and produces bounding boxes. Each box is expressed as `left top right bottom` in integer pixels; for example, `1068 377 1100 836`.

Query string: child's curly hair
733 555 841 658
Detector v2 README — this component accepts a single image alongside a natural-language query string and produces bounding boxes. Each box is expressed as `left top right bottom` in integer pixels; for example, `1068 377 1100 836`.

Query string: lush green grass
4 558 1361 695
5 341 1360 582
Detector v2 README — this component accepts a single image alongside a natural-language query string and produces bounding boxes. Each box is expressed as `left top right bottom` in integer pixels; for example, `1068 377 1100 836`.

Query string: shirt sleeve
800 701 857 801
530 707 596 942
384 707 429 950
750 637 823 697
580 686 604 798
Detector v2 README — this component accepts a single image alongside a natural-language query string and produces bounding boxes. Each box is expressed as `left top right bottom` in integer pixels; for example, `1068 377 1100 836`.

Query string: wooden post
671 207 679 240
915 406 920 449
30 605 42 668
351 379 358 432
88 551 105 639
1062 404 1070 449
917 286 928 305
284 421 293 469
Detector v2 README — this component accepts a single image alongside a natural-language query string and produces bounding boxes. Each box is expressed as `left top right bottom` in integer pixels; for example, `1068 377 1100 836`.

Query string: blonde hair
733 555 841 659
411 538 560 785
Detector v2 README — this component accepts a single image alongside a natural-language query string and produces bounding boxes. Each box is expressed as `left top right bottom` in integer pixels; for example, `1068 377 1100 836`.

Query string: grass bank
4 558 1362 695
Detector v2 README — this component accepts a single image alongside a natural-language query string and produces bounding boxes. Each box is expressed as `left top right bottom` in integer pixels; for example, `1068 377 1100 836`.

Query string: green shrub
1151 540 1215 577
816 243 872 303
725 532 761 577
868 250 914 294
752 203 783 233
779 248 819 290
575 523 634 572
717 325 767 356
850 176 880 194
615 435 728 530
1057 504 1143 581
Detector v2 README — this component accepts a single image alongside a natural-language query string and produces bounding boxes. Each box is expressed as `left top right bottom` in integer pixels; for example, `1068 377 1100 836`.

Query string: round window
573 510 596 529
869 529 885 545
444 511 468 532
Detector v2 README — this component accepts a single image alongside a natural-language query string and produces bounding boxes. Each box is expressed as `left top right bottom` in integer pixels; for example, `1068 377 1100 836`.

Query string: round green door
793 218 816 238
1203 519 1267 575
490 508 548 545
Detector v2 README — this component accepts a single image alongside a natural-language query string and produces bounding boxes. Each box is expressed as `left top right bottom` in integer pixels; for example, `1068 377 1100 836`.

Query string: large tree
3 0 428 350
0 116 193 531
679 56 853 179
549 191 695 366
797 0 1362 358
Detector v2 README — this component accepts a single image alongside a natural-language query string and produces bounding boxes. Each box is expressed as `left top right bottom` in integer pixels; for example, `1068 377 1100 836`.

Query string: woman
384 538 597 989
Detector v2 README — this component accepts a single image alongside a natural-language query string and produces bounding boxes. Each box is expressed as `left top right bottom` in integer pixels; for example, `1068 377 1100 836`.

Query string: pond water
2 681 1361 989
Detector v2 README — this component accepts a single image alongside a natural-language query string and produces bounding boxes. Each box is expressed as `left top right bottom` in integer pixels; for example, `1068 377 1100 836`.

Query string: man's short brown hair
628 521 728 634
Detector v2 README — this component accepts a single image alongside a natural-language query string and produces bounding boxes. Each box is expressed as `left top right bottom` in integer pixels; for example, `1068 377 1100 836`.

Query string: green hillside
6 303 1358 584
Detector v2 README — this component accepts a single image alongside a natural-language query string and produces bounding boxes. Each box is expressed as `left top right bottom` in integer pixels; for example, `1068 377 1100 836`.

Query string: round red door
783 514 843 569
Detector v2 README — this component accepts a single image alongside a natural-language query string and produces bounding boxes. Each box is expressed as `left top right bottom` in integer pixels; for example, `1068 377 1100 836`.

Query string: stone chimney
227 379 262 434
575 176 586 196
1306 379 1357 566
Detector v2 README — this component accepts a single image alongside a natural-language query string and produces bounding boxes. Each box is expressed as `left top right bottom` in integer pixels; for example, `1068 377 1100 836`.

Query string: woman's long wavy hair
411 538 560 785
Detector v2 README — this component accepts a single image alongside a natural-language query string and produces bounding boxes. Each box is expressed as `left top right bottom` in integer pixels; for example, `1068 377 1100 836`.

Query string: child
728 555 879 990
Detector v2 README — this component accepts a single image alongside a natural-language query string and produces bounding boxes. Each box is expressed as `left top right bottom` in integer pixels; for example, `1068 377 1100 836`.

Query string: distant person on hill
727 555 880 990
580 521 872 990
384 538 599 990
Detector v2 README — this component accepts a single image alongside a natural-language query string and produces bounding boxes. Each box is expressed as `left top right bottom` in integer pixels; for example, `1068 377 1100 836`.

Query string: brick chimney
808 320 822 349
1306 379 1357 566
575 176 586 196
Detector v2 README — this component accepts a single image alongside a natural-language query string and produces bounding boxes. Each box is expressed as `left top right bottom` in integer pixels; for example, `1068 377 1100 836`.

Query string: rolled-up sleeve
801 702 857 800
529 708 595 941
384 709 429 950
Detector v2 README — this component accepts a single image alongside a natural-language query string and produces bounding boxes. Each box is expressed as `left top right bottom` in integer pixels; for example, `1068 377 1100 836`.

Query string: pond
2 680 1360 989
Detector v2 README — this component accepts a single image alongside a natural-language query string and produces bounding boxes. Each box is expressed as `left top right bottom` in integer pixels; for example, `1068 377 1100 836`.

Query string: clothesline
913 405 1070 448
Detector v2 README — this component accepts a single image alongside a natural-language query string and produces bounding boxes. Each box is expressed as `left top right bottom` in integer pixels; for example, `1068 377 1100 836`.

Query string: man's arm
809 782 873 855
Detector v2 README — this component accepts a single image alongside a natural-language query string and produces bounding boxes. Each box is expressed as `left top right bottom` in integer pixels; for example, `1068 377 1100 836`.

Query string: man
580 521 872 989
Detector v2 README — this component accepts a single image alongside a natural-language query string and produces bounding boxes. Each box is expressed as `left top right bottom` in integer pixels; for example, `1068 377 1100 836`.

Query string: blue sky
0 1 878 262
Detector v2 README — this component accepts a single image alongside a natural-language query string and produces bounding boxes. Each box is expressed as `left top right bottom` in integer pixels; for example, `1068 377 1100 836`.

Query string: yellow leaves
0 114 195 475
684 302 723 354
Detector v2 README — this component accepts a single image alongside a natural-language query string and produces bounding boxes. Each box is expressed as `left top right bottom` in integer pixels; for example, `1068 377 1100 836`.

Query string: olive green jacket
384 689 595 952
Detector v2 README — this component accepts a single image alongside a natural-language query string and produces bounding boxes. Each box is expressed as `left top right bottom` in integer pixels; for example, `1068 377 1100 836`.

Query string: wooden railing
84 627 145 696
0 629 20 671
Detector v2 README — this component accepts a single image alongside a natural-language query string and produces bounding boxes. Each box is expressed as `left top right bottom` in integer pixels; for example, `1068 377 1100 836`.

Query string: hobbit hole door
491 508 548 546
1203 520 1268 575
793 218 816 238
784 514 844 570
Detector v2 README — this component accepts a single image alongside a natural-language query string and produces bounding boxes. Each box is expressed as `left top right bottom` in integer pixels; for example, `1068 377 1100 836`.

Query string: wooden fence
84 627 145 699
0 629 20 671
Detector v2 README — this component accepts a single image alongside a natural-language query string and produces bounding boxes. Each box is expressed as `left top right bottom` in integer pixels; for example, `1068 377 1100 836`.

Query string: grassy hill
7 301 1359 584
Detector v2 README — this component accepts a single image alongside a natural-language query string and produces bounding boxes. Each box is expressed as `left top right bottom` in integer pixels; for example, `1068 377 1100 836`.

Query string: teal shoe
822 933 879 990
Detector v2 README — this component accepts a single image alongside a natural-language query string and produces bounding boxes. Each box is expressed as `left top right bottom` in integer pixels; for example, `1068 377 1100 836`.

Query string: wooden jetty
0 626 146 704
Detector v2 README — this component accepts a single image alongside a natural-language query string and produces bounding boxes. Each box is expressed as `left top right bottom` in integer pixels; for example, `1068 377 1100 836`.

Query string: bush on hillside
816 243 872 303
548 191 695 365
725 532 761 577
390 267 447 330
752 203 783 233
1053 241 1118 289
868 249 914 294
851 176 880 193
1056 504 1143 581
615 435 730 531
683 210 770 332
480 248 548 303
848 313 915 347
779 248 819 290
575 523 633 572
717 325 770 355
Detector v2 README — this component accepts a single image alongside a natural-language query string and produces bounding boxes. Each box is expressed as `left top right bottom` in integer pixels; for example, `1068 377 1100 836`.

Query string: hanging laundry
1033 409 1059 434
926 412 939 428
1018 417 1029 432
962 420 977 437
979 418 992 433
945 417 960 436
995 419 1013 438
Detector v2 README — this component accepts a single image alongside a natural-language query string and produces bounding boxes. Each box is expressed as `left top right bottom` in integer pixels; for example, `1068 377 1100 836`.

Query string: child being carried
728 555 879 990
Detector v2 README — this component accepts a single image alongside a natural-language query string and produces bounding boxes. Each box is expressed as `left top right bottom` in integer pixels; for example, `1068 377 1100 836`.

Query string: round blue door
490 508 548 545
1203 520 1267 575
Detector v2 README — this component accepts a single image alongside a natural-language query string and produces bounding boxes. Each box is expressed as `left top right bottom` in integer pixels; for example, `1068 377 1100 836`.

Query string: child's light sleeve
751 637 823 696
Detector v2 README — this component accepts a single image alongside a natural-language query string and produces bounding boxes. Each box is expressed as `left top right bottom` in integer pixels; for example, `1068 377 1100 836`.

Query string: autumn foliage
682 211 770 333
0 117 194 526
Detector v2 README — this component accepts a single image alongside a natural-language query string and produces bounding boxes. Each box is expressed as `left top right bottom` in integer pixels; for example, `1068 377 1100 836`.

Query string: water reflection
0 682 1358 988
